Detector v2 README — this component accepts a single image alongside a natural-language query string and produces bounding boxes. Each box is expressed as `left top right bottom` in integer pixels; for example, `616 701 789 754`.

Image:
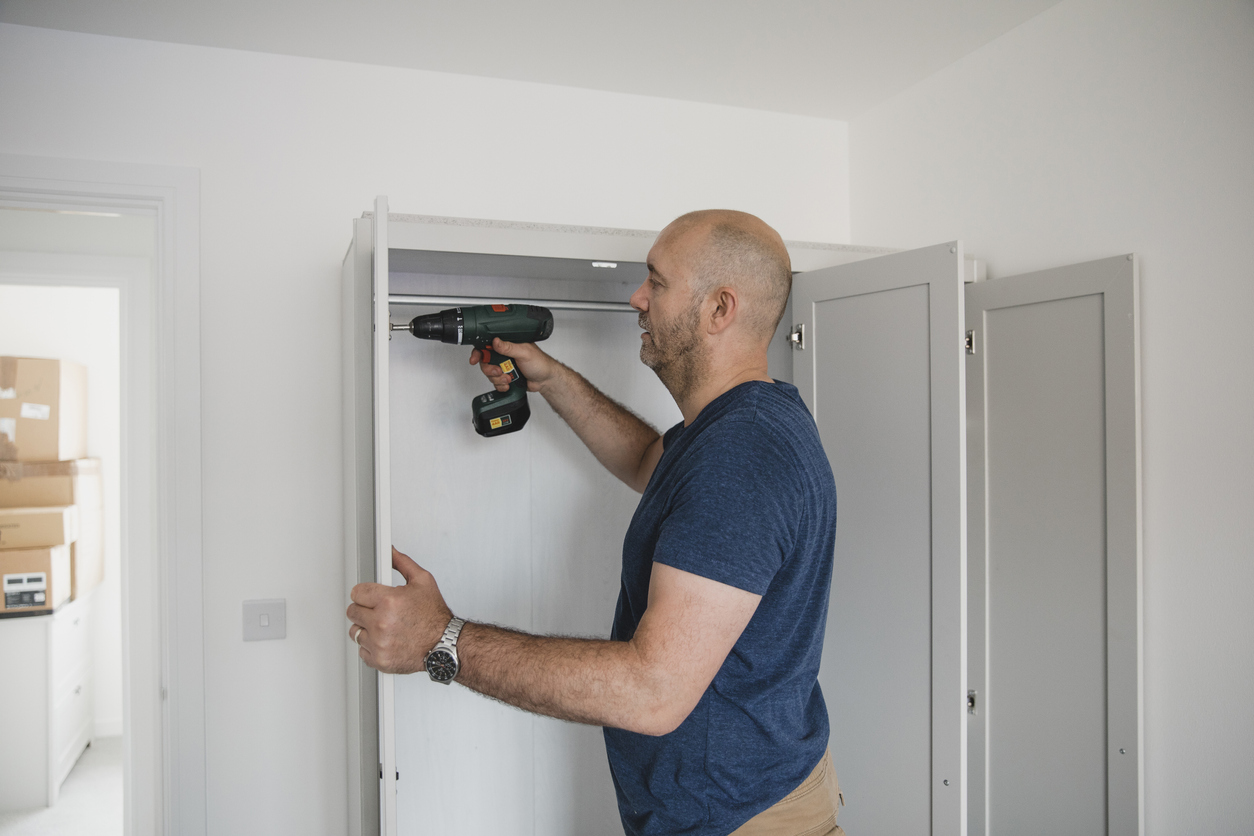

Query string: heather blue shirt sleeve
651 418 800 595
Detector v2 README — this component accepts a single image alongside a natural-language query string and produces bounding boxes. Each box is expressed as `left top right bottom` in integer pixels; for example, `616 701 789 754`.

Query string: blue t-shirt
604 380 838 836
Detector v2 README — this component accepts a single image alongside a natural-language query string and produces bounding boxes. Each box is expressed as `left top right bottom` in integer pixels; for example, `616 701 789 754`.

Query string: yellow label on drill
490 417 503 430
501 359 515 374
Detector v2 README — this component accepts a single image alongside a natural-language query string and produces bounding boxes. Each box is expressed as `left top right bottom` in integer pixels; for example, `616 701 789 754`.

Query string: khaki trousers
729 749 845 836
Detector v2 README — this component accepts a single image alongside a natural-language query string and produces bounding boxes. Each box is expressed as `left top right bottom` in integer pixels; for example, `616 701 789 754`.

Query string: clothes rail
388 293 635 313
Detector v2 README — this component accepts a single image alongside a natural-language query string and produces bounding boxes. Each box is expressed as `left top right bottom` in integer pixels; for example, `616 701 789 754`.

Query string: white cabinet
341 201 887 836
0 592 95 810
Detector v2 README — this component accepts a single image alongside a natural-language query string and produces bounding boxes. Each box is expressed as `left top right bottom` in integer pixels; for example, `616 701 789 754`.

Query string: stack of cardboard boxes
0 357 103 617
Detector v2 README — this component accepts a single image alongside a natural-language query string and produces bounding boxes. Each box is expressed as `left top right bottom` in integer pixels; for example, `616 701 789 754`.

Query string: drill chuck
410 307 463 343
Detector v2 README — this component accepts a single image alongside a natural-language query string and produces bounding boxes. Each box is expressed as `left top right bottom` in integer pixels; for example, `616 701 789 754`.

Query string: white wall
850 0 1254 832
0 23 850 835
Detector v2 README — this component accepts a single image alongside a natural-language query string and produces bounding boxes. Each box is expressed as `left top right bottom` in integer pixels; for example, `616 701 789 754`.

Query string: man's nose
629 282 648 312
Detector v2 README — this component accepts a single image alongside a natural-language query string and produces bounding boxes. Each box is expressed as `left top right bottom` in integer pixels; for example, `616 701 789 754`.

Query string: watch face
426 648 458 682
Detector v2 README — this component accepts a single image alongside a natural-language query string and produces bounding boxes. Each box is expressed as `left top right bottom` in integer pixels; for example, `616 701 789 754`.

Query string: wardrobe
343 197 1142 836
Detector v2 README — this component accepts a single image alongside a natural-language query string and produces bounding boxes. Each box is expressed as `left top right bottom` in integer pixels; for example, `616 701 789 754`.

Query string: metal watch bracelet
424 616 466 684
437 616 465 650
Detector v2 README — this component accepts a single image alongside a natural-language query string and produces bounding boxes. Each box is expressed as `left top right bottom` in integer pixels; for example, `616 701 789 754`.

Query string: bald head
661 210 792 342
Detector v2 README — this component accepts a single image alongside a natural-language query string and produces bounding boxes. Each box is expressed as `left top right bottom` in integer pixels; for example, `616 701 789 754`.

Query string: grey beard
654 347 706 402
640 309 708 402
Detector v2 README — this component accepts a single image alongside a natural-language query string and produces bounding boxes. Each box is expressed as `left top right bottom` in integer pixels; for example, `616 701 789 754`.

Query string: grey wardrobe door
965 255 1142 836
793 242 968 836
342 195 397 836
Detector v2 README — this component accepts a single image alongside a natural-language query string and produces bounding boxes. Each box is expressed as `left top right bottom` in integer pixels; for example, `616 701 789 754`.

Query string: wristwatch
424 616 466 684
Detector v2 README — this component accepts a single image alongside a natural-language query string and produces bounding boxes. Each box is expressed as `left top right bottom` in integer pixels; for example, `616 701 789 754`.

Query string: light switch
243 599 286 641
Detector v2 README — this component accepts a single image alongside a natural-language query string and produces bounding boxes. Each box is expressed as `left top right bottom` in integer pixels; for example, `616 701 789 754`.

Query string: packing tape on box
0 357 15 398
0 460 95 481
0 419 14 459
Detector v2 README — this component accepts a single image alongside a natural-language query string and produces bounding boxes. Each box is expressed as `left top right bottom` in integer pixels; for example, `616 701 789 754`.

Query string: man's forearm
455 622 676 735
538 362 661 491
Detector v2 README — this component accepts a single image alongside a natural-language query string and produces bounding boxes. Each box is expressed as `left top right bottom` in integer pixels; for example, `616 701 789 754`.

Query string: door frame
0 153 205 836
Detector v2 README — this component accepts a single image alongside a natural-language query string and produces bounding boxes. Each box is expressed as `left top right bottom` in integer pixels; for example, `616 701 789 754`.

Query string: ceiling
0 0 1061 119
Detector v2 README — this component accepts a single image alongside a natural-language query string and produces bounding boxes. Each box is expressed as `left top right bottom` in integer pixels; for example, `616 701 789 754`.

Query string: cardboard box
0 506 79 551
0 459 103 598
0 545 71 616
0 357 88 462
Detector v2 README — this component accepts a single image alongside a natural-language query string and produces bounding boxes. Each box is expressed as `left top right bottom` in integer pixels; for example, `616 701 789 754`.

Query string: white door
965 255 1142 836
793 242 968 836
342 195 398 836
371 196 400 836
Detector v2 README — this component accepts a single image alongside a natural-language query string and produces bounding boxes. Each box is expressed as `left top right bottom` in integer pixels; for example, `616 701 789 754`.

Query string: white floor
0 736 123 836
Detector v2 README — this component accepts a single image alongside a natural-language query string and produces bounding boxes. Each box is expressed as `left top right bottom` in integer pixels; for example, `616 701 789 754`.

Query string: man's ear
707 287 738 335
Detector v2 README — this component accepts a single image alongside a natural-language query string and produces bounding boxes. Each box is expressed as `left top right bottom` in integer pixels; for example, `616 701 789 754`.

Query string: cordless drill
399 304 554 437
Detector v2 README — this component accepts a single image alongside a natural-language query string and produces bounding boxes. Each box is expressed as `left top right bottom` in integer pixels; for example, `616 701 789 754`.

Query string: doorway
0 209 138 835
0 153 206 836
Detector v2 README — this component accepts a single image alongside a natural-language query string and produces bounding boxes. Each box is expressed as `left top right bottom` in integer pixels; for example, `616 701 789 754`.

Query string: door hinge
379 763 383 780
788 323 805 351
965 330 975 355
967 689 978 715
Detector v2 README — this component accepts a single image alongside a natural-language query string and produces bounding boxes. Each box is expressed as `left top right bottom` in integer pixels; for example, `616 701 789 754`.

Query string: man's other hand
347 547 453 674
470 337 557 393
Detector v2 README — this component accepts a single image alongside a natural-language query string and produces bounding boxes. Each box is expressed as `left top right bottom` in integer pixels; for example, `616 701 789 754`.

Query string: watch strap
436 616 465 652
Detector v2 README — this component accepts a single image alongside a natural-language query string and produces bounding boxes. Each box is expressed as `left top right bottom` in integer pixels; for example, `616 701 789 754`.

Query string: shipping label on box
0 505 79 550
0 357 87 462
0 545 71 615
4 568 49 609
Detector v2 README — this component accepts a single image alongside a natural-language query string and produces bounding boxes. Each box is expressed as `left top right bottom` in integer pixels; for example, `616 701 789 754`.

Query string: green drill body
405 304 554 437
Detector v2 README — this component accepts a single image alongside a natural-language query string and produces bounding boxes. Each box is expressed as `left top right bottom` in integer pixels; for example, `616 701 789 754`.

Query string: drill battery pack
471 385 531 437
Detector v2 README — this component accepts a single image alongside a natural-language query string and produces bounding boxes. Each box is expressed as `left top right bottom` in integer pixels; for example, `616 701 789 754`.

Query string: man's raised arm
473 337 663 493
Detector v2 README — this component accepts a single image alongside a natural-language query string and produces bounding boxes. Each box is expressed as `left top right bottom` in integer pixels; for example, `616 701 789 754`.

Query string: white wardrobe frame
341 197 889 835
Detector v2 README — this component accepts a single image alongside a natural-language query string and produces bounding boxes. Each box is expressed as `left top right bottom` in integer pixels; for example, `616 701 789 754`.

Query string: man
347 210 841 836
